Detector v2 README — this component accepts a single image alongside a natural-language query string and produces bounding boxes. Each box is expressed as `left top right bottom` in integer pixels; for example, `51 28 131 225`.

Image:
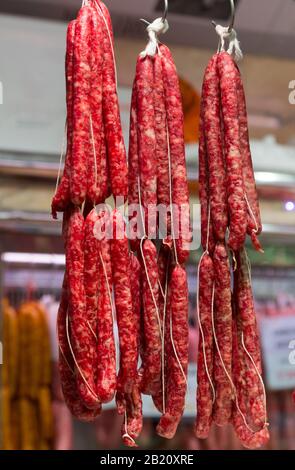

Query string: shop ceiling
1 0 295 59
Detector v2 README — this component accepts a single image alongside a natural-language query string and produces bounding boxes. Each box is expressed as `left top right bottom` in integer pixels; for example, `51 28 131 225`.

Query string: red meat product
234 248 267 431
157 266 189 439
70 5 92 205
195 253 215 439
84 208 101 379
157 244 171 320
153 53 170 229
67 207 100 409
111 210 138 393
232 315 269 449
160 44 191 264
57 276 101 422
86 5 104 205
97 1 128 199
96 218 117 403
52 21 75 218
95 1 114 44
129 252 142 361
152 245 171 414
198 93 215 255
128 81 141 251
217 52 247 251
119 376 143 448
212 242 234 425
202 54 228 242
140 240 162 395
236 70 263 251
117 253 143 447
136 55 157 237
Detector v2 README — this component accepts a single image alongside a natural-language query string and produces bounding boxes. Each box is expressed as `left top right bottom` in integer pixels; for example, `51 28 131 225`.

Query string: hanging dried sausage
195 253 215 439
212 242 234 425
70 5 92 205
217 52 247 251
156 266 189 439
203 54 228 242
160 45 191 263
51 21 75 218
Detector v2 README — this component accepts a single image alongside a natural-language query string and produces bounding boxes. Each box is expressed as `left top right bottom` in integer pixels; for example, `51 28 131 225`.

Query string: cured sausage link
160 45 191 264
153 54 170 214
51 21 75 217
136 55 157 237
217 52 247 251
235 248 267 431
236 69 262 243
58 207 100 420
67 207 100 409
57 276 101 422
156 266 189 439
128 81 141 251
199 92 215 255
70 5 92 205
212 242 234 425
98 1 128 199
195 253 215 439
84 208 102 390
232 315 269 449
111 210 138 394
140 240 161 395
96 226 117 403
87 5 104 204
203 54 228 242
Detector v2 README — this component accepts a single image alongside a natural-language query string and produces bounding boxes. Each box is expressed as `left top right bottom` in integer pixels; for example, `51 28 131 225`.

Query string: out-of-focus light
285 201 295 212
1 252 65 265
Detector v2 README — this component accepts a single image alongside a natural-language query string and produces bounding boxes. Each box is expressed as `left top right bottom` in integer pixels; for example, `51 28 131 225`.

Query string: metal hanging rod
162 0 168 23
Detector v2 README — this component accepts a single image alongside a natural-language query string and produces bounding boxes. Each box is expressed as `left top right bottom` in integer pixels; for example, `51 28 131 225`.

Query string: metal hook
140 0 168 27
162 0 168 23
212 0 235 32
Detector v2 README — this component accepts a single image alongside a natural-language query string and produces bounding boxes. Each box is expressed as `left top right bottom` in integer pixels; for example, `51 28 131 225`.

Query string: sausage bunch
57 205 141 443
55 1 142 447
196 51 269 449
51 0 127 219
128 39 191 440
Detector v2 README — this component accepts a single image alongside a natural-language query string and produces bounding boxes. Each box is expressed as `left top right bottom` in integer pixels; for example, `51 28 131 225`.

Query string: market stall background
0 0 295 450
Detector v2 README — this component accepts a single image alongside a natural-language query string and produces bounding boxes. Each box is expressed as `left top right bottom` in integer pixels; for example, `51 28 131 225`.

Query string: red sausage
67 207 100 409
140 240 161 395
156 266 189 439
160 45 191 264
96 215 117 403
58 208 100 420
212 242 234 425
234 248 267 431
198 91 215 255
136 55 157 238
195 253 215 439
236 69 263 252
86 5 104 205
232 315 269 449
153 53 170 227
57 276 101 422
70 5 92 205
111 210 138 394
202 54 228 242
51 21 75 218
128 80 141 251
97 1 128 199
217 52 247 251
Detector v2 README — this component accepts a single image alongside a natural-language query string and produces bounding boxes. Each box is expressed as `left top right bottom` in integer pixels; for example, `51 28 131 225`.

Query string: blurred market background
0 0 295 450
